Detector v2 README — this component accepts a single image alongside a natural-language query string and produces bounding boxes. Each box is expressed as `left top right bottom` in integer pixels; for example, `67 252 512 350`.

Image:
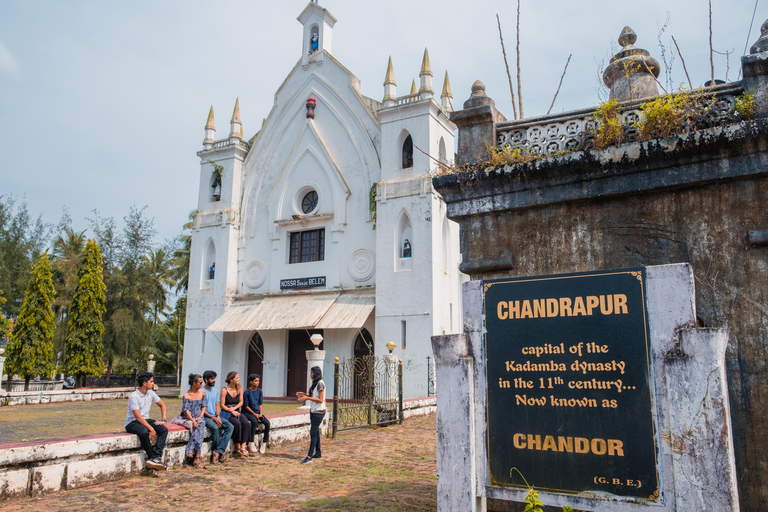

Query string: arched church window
203 239 216 288
396 211 413 263
209 161 223 202
402 134 414 169
354 328 374 356
301 190 318 214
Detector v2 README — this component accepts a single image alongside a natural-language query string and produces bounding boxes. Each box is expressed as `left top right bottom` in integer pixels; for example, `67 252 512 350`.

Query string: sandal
212 452 220 464
193 455 201 468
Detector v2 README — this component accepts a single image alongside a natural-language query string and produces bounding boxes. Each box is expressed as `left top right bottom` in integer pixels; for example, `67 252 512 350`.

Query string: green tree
51 214 87 361
0 196 51 318
4 253 56 390
63 240 106 387
144 247 174 326
170 210 197 294
0 265 12 343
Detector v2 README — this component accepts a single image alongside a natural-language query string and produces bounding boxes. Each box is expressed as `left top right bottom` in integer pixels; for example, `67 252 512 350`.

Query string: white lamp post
304 333 326 410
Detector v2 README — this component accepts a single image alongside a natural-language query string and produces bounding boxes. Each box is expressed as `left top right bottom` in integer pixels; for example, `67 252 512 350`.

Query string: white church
182 1 464 399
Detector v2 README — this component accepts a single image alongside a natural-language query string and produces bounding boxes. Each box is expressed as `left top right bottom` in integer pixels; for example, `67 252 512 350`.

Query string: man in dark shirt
243 374 271 454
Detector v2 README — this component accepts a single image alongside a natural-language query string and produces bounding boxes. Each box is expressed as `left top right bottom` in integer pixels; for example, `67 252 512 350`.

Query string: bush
591 99 624 149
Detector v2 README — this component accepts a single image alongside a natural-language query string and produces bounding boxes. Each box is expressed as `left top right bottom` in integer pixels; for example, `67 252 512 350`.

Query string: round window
301 191 318 214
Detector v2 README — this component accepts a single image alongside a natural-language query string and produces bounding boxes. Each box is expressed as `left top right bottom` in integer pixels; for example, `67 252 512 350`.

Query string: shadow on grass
298 481 435 511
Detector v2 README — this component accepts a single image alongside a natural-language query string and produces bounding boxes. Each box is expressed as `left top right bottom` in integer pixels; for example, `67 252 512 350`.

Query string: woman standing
220 371 251 457
180 373 207 468
297 366 326 464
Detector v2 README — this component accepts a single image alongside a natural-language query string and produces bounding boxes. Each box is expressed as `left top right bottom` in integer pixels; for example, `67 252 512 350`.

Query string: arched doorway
247 332 264 381
353 328 374 399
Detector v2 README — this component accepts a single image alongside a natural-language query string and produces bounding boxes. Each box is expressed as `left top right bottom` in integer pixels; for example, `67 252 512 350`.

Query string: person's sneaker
301 456 313 464
313 453 321 459
259 442 266 454
146 458 166 471
248 442 258 453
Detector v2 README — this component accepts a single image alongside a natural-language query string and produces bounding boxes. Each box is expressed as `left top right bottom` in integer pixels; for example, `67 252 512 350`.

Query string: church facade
182 2 464 398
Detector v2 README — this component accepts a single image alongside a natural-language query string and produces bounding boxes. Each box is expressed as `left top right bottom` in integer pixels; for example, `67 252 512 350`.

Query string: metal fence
332 355 402 438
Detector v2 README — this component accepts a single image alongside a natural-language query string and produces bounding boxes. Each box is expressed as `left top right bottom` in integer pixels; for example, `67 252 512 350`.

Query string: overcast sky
0 0 764 244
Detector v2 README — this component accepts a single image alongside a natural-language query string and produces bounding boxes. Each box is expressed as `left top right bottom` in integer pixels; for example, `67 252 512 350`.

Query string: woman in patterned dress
182 373 207 468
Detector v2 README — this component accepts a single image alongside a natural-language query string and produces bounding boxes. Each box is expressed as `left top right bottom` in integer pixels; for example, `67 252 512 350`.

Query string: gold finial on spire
441 71 453 99
231 98 241 123
419 48 432 77
384 56 396 86
410 80 417 95
205 106 215 130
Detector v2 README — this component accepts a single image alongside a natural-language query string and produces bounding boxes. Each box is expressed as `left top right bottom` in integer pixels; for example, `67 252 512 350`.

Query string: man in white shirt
124 371 168 470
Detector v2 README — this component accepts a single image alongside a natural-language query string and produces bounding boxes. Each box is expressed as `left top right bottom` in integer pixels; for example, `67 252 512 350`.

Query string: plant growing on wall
734 90 756 121
207 159 223 187
63 239 106 387
639 92 696 139
369 182 378 230
4 253 56 390
590 99 624 149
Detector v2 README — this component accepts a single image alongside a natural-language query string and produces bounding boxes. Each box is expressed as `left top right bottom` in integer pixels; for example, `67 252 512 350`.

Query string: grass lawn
0 397 305 444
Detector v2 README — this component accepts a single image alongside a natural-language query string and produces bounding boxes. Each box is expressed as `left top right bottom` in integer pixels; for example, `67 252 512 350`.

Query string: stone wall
0 396 435 500
0 388 134 407
433 41 768 509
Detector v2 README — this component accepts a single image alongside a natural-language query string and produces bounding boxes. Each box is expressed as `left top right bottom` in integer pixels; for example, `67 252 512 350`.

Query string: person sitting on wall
171 373 207 468
244 374 271 455
203 370 234 464
220 371 251 457
124 371 168 471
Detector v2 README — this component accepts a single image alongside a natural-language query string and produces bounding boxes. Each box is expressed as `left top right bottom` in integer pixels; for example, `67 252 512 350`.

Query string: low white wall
0 388 134 407
0 397 436 500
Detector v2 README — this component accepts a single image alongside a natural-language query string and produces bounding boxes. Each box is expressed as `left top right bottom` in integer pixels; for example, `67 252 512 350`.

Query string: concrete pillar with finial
450 80 506 166
603 26 660 102
742 18 768 119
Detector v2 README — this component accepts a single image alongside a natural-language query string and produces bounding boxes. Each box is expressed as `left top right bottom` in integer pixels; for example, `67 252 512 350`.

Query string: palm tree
170 210 197 294
143 248 175 326
51 226 86 364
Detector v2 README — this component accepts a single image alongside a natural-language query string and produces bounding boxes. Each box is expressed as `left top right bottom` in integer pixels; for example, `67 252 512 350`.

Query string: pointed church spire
384 56 397 86
231 98 241 123
441 71 453 111
383 56 397 107
419 48 433 77
410 80 417 95
203 106 216 149
229 98 242 140
205 106 215 131
441 71 453 99
418 48 433 99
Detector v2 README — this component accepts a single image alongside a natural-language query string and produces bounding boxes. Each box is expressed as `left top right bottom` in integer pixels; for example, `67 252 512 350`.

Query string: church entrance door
287 329 323 397
247 332 264 380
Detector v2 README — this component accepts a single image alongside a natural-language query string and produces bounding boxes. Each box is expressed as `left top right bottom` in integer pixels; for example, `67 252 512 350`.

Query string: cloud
0 40 21 78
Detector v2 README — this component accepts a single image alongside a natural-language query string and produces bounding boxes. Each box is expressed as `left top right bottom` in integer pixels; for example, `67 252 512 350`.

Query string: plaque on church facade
483 268 659 499
280 276 326 290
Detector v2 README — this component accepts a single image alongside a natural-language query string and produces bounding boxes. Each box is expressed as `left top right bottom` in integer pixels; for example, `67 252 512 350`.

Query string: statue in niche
402 239 411 258
209 263 215 279
310 33 319 53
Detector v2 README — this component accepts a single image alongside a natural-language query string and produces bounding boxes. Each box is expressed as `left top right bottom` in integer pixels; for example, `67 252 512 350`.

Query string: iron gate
332 355 403 437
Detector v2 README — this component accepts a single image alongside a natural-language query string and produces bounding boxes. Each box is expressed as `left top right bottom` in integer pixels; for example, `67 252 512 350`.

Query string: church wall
237 58 379 297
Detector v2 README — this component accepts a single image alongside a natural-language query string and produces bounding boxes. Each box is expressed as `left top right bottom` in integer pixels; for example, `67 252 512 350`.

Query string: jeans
308 411 324 457
243 412 271 444
204 417 234 454
125 419 168 460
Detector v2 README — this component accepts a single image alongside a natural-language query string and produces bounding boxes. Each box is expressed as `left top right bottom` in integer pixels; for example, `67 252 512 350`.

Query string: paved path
0 414 437 512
